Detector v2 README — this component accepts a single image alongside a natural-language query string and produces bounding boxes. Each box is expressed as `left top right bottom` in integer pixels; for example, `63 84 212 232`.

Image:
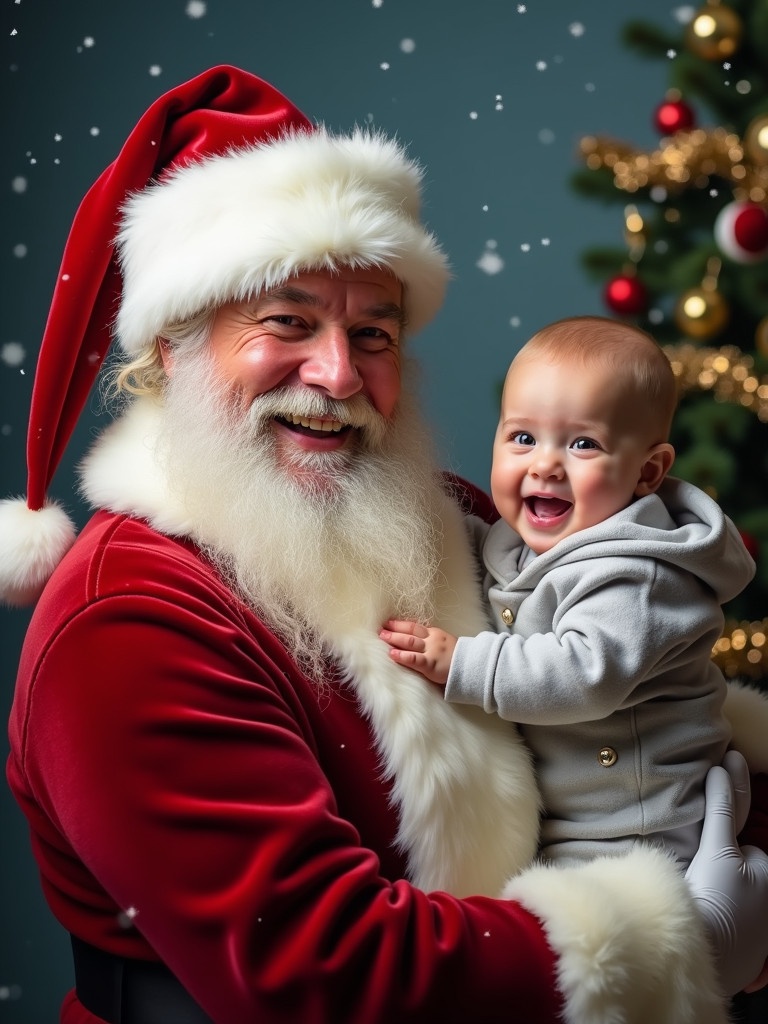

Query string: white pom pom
0 498 76 606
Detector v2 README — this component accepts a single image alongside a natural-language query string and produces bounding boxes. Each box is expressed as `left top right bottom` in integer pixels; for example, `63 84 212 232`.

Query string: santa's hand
685 750 768 995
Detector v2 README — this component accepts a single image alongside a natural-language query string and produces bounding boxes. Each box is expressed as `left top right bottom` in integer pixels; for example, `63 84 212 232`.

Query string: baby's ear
634 443 675 498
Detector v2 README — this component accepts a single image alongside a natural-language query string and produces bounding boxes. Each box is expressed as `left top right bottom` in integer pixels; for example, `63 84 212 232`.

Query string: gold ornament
674 287 730 339
756 317 768 358
745 114 768 167
684 2 743 61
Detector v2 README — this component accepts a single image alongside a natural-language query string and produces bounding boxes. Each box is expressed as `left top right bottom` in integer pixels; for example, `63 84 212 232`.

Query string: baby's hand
379 620 457 686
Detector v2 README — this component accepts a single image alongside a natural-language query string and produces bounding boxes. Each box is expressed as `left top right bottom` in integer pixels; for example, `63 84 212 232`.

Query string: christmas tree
572 0 768 685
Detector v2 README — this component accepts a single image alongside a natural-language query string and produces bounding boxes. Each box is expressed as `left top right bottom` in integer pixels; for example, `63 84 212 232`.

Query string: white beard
157 349 446 677
82 346 542 898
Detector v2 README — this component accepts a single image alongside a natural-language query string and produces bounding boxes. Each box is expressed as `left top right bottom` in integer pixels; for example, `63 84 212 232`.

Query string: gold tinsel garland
663 342 768 421
663 342 768 679
580 127 768 202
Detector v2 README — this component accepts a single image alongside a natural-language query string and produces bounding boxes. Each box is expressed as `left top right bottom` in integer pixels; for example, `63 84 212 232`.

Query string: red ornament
714 200 768 263
653 97 696 135
604 274 648 316
739 530 759 562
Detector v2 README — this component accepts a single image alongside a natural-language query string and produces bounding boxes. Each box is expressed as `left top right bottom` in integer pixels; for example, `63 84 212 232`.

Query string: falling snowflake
650 186 667 202
736 80 751 94
541 238 551 246
477 247 505 275
673 6 696 23
11 176 27 193
667 49 677 59
10 28 17 36
535 60 547 71
186 0 207 16
83 36 95 47
584 82 596 92
117 906 139 928
538 128 555 144
89 126 100 136
1 342 25 367
495 94 503 111
520 243 531 253
723 62 731 70
469 111 478 120
149 65 162 76
13 243 27 258
648 308 664 324
517 4 526 12
372 0 384 6
400 38 415 53
510 316 521 327
482 204 489 212
569 22 585 37
710 188 719 197
379 62 390 70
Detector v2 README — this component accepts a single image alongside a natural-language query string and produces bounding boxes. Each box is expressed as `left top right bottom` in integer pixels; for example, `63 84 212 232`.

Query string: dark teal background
3 2 764 1021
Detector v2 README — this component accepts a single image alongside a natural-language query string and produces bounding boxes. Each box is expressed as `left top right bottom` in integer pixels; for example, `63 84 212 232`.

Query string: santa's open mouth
276 413 352 438
524 495 573 525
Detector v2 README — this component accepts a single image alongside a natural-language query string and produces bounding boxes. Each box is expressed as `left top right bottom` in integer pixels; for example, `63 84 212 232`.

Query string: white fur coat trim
80 398 541 896
503 846 728 1024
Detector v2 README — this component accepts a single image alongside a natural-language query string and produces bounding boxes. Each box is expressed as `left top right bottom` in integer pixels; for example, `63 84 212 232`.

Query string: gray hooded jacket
448 477 755 865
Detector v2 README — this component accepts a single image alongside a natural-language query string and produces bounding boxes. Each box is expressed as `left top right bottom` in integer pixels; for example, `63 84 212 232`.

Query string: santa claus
2 66 768 1024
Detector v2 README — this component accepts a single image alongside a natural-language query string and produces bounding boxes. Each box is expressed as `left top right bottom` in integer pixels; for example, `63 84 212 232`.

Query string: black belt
71 934 213 1023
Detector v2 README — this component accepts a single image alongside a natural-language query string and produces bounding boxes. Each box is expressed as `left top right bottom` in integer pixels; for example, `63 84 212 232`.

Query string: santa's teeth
284 414 344 432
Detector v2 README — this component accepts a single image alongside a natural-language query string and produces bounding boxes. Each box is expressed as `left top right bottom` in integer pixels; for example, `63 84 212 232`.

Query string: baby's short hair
514 316 678 441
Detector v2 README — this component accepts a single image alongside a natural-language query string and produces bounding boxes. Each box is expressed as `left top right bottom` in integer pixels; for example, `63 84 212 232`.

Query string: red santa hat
0 65 449 606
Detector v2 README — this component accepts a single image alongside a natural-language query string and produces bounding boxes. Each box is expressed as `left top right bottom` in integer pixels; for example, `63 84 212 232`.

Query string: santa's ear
158 338 175 375
634 443 675 498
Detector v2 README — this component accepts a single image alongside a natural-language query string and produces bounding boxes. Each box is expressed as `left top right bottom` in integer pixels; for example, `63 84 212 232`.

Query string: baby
381 315 755 865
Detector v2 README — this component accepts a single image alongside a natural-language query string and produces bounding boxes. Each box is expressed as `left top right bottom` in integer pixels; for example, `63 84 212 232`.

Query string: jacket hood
485 477 755 606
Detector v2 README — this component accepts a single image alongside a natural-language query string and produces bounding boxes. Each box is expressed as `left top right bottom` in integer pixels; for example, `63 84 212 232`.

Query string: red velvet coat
8 398 768 1024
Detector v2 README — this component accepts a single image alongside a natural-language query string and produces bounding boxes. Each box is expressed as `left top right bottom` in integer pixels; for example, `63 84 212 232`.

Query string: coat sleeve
8 534 730 1024
447 559 721 724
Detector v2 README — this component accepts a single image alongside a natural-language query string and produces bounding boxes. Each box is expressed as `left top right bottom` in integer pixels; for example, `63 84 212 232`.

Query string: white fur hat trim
115 127 450 355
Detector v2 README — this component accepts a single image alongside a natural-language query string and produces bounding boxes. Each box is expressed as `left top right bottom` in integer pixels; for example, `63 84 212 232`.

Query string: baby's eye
511 431 536 446
570 437 600 451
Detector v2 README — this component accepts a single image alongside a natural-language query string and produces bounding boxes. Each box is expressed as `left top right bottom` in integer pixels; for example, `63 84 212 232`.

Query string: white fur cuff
502 847 727 1024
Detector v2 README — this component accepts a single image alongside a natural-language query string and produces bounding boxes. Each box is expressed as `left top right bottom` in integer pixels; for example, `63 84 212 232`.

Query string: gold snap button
501 608 514 625
598 747 618 767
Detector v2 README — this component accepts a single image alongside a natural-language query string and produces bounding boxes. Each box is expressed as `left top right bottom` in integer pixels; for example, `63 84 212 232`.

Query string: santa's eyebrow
258 288 407 328
366 302 408 328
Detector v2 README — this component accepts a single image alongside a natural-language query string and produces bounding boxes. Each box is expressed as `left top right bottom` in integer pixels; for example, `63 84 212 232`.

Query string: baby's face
490 355 661 555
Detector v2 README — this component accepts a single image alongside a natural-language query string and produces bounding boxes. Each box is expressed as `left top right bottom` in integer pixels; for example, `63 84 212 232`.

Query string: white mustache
246 386 389 447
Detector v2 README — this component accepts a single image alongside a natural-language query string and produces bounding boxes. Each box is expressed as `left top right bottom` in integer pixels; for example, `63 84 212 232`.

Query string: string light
713 619 768 680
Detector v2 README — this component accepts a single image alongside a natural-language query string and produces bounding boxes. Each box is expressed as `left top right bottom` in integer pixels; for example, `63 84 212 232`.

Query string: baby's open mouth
524 496 573 520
